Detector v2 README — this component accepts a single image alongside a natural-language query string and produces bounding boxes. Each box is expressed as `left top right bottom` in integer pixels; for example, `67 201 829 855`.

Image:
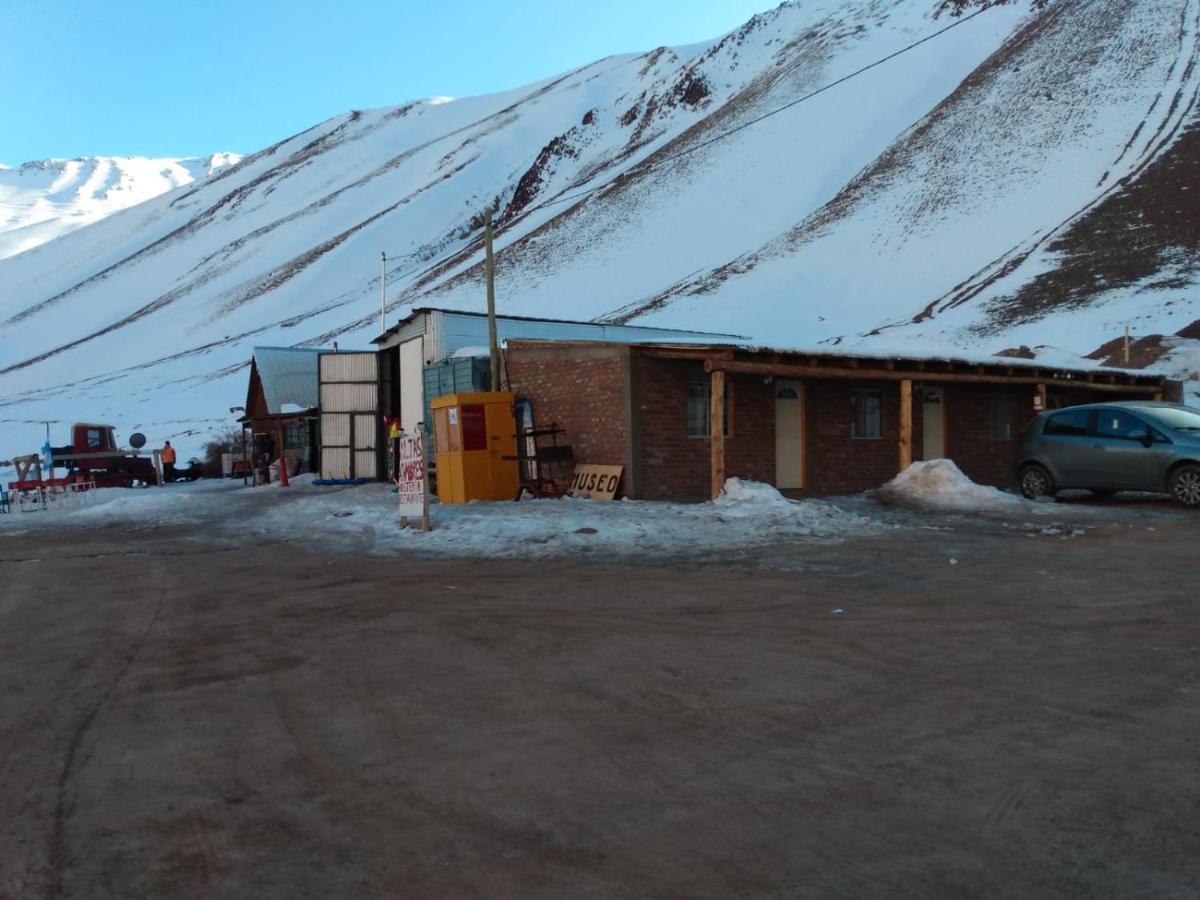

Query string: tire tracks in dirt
43 588 166 900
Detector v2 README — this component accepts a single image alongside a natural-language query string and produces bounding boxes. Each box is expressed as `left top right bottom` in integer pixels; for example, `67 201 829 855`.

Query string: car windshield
1144 407 1200 433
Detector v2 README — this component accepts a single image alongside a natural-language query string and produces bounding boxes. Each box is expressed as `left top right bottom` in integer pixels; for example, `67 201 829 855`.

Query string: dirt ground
1 507 1198 898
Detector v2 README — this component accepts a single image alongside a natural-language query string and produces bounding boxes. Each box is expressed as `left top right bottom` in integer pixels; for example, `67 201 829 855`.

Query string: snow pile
715 477 795 507
875 460 1023 512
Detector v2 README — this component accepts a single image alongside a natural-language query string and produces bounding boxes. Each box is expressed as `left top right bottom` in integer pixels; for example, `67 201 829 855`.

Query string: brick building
505 340 1178 500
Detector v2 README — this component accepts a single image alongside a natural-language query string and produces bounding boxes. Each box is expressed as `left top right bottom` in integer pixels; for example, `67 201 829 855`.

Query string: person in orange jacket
161 440 177 482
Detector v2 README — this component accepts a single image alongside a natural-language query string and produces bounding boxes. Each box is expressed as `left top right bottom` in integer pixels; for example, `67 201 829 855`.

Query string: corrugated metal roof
253 347 321 414
372 306 748 345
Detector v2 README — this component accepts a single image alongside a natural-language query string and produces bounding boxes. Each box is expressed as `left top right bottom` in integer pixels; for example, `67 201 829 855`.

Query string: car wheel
1169 464 1200 508
1019 464 1055 500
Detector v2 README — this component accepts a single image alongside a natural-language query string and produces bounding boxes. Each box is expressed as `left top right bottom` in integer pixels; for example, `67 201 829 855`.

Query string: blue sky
0 0 771 163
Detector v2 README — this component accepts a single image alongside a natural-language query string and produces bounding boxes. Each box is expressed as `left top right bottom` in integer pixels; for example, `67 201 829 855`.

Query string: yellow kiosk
430 392 520 503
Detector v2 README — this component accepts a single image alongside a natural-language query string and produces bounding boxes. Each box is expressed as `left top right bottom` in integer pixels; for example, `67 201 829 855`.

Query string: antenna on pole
484 208 500 391
380 252 388 337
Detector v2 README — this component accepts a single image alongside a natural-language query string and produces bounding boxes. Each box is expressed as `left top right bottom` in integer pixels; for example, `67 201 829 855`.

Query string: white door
775 382 805 489
922 387 946 460
399 337 425 433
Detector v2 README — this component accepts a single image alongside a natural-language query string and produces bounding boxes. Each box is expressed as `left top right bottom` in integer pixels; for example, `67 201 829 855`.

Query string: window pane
1044 410 1090 436
1095 410 1147 439
687 382 710 437
461 404 487 451
1145 407 1200 431
851 390 882 439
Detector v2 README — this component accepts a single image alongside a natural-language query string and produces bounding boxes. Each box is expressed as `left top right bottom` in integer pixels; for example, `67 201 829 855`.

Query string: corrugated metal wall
321 351 378 383
320 413 350 446
318 351 379 480
320 382 377 412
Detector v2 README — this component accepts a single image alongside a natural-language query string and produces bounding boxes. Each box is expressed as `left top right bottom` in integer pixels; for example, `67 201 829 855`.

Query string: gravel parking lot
1 501 1198 898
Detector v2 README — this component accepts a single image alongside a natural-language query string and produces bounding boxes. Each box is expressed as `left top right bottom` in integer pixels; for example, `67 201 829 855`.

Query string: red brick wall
943 384 1037 488
631 356 774 500
506 342 1167 500
505 343 630 490
804 381 902 494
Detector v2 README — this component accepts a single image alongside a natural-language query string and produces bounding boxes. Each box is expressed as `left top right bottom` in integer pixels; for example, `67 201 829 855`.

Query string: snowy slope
0 153 240 259
1 0 1197 463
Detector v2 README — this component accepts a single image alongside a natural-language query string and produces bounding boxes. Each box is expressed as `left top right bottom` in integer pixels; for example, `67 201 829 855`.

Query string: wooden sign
568 464 623 501
397 428 430 530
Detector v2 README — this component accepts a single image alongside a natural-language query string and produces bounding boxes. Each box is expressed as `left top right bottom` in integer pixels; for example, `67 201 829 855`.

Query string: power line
379 5 992 291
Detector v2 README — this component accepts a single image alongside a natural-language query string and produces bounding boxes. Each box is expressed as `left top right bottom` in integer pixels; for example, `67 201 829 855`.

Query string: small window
86 428 103 449
1044 409 1090 437
686 382 730 437
461 404 487 451
850 389 883 439
1094 410 1149 440
988 397 1013 440
283 423 309 449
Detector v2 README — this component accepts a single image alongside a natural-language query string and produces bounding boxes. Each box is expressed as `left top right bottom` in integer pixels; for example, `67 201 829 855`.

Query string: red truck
49 423 159 487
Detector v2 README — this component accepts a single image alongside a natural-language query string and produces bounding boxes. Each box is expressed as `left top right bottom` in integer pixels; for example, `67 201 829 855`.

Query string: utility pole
380 252 388 337
484 208 500 391
1123 325 1131 366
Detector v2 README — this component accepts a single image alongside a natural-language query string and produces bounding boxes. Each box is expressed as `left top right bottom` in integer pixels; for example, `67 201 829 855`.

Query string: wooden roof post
899 379 913 473
276 423 290 488
711 369 726 500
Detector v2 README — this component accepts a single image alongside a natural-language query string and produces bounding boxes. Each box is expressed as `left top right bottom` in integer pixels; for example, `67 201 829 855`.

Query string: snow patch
1 476 872 557
876 459 1023 511
715 476 794 507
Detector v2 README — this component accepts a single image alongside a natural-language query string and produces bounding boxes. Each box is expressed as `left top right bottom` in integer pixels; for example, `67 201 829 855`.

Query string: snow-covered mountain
0 153 241 259
1 0 1198 461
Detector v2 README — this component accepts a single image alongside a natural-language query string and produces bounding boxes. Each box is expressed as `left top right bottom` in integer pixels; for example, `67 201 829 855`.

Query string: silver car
1016 401 1200 507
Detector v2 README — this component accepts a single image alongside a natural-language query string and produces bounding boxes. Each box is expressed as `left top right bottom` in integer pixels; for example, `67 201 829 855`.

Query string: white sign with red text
397 430 427 526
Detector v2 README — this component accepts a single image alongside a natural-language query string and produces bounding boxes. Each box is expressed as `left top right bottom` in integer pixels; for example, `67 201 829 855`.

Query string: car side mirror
1137 431 1154 448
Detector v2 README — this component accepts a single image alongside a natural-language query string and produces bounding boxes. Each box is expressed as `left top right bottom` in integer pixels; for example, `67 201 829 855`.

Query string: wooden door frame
774 379 807 490
921 385 948 460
